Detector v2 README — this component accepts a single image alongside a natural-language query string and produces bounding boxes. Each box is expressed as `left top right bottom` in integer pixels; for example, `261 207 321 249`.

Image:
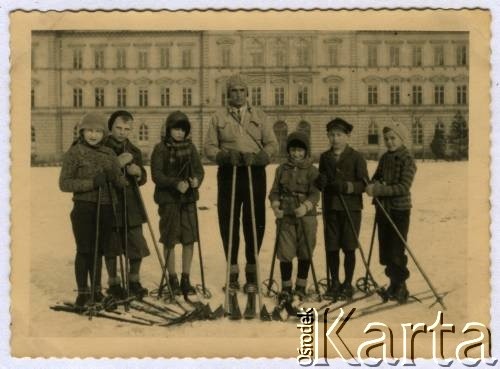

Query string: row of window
366 44 467 68
30 118 453 146
32 42 468 70
68 47 193 70
67 87 191 108
30 83 468 109
367 84 467 105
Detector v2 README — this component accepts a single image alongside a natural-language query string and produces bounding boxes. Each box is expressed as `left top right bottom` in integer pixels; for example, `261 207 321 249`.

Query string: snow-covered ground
29 161 469 356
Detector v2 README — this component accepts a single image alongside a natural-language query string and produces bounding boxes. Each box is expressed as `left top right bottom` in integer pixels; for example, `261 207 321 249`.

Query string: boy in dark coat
151 111 204 296
317 118 368 300
269 131 319 301
103 110 150 299
366 122 417 303
59 112 127 308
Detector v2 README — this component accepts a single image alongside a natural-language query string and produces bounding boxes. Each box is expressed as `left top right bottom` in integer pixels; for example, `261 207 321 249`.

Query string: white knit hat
383 122 408 143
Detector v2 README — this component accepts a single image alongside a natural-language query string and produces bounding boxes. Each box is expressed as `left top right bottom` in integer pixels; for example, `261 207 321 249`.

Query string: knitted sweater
371 146 417 210
59 140 127 204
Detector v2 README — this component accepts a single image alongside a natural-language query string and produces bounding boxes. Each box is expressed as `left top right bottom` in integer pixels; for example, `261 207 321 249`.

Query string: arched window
73 124 79 140
368 119 379 145
31 126 36 143
273 121 288 158
412 118 423 145
139 123 149 142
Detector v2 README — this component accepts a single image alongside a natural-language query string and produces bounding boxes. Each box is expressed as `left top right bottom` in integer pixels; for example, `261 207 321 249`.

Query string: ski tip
211 305 225 320
259 305 272 321
271 307 283 321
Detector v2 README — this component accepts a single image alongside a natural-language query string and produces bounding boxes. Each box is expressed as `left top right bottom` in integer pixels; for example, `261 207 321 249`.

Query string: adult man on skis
103 110 150 299
204 74 278 296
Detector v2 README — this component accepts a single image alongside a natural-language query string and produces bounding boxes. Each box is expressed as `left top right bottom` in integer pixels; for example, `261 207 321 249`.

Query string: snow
29 161 469 356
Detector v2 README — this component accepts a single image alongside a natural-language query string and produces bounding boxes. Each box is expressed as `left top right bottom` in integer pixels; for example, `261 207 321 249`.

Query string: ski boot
74 291 90 312
180 274 197 297
294 285 307 301
106 283 126 300
243 284 257 319
272 287 293 321
93 289 105 304
383 280 398 301
227 290 242 320
130 281 149 300
340 282 354 300
168 274 182 296
323 280 341 301
395 283 409 304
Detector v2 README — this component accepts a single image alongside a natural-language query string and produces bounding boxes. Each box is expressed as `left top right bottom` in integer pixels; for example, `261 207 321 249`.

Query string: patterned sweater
59 140 127 205
371 146 417 210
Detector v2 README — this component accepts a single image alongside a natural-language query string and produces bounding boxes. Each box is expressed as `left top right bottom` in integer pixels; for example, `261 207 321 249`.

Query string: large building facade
31 30 469 162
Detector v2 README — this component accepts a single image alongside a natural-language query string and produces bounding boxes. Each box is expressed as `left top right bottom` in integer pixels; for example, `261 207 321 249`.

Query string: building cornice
90 78 109 87
67 78 87 87
156 77 175 85
133 77 153 86
111 77 131 86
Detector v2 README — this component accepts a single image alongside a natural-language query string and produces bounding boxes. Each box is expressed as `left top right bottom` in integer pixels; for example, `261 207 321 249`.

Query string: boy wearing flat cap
316 118 368 301
366 121 417 304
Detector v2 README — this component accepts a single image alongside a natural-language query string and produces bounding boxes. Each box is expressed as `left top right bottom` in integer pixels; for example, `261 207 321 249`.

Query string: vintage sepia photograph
10 9 491 360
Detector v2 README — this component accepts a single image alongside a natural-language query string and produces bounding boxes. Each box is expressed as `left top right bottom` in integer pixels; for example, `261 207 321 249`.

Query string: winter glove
93 172 107 188
126 163 142 177
242 153 256 167
117 152 134 168
271 201 284 219
176 180 190 194
189 177 199 188
216 150 242 166
294 201 313 218
365 184 375 197
251 150 271 167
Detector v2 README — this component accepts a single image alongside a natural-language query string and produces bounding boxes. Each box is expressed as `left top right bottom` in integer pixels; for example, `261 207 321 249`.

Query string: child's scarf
164 137 192 176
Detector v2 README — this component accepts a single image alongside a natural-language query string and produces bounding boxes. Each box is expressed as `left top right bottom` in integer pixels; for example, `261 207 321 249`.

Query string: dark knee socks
75 252 102 292
344 250 356 285
280 261 292 289
327 250 340 283
297 259 310 280
75 252 89 291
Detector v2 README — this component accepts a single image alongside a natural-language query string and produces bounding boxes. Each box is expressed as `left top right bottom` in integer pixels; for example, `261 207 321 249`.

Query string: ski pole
247 166 265 315
133 178 175 301
187 161 209 298
320 192 331 291
224 166 238 315
105 180 127 302
356 216 377 293
122 170 130 308
265 218 281 297
368 185 447 310
337 192 384 300
292 194 322 301
88 186 102 320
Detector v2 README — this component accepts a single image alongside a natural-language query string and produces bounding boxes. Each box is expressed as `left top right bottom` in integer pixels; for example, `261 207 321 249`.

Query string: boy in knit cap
269 131 319 301
59 112 127 309
366 121 417 303
103 110 150 299
316 118 368 301
151 111 204 297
